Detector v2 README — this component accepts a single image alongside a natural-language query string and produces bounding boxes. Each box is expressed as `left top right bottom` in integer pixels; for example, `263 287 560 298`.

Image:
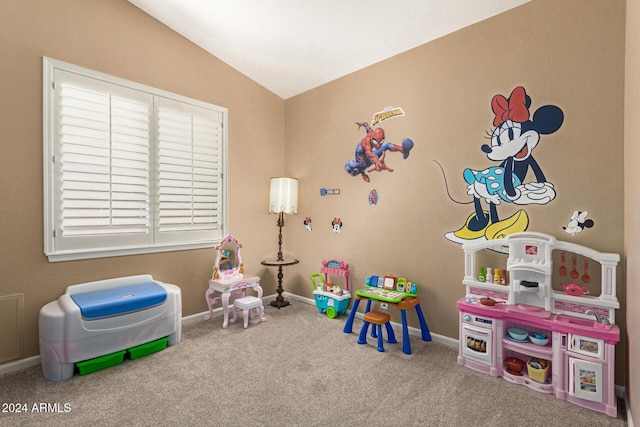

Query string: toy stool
357 311 397 352
232 296 266 329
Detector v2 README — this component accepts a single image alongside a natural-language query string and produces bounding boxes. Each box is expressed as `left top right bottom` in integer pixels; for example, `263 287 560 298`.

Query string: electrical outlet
380 302 388 310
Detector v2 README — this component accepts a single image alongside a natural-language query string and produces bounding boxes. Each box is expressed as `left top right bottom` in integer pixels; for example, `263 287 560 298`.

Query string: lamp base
270 297 290 308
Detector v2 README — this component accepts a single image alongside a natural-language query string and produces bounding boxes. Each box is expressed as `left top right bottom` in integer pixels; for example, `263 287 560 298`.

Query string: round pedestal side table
261 258 300 308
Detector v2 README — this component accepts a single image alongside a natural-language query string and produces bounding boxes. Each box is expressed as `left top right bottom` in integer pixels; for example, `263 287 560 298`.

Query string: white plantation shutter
156 97 223 243
44 58 227 261
57 75 151 243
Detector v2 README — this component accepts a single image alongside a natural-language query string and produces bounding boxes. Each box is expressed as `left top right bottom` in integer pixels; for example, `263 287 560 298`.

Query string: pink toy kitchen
457 232 620 417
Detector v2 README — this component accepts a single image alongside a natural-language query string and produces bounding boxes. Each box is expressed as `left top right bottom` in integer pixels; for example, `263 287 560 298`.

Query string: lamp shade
269 177 298 215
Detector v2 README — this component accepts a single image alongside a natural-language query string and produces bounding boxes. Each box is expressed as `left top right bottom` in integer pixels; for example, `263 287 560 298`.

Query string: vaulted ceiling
129 0 530 99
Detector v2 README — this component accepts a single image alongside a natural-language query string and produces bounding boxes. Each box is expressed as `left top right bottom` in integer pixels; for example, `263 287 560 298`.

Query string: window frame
43 57 228 262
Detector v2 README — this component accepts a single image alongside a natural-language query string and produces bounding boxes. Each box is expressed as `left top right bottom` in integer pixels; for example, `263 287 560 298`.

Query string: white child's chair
231 296 266 329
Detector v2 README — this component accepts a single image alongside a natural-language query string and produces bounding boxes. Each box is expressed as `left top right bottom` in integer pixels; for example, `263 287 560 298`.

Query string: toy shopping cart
310 259 351 318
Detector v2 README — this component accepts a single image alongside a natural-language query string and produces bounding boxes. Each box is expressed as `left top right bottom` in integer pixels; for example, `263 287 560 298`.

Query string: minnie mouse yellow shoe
484 209 528 240
445 211 491 243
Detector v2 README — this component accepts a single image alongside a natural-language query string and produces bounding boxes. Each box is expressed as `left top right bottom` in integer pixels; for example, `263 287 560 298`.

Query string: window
43 57 227 261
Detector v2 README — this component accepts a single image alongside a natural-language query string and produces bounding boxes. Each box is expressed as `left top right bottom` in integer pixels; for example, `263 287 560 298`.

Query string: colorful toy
39 274 181 381
562 282 590 296
358 311 396 352
345 275 431 355
310 259 351 318
358 275 418 302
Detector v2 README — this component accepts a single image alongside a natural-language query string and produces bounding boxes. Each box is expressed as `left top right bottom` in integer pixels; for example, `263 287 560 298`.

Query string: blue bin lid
70 282 167 319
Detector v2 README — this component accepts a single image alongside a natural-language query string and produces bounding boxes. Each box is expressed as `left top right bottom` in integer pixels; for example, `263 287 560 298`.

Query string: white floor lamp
263 177 299 308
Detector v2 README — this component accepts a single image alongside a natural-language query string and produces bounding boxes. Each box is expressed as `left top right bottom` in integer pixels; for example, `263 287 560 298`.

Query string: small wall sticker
563 211 594 236
371 106 405 126
331 218 343 234
304 217 312 231
320 188 340 196
368 189 379 207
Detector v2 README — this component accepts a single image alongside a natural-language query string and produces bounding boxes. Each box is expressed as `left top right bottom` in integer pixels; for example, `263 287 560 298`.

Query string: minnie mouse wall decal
437 86 564 244
563 211 594 236
304 217 312 231
331 218 343 234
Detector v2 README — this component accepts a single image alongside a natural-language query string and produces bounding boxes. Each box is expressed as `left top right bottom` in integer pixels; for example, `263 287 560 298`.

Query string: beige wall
0 0 634 412
0 0 285 358
285 0 628 386
625 0 639 422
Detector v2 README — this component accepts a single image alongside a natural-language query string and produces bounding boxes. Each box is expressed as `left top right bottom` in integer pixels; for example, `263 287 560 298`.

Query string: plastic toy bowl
528 333 549 346
507 327 528 341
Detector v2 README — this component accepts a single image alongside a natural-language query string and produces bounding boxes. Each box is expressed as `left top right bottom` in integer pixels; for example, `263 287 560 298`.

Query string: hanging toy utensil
582 259 591 283
570 254 579 279
559 251 567 277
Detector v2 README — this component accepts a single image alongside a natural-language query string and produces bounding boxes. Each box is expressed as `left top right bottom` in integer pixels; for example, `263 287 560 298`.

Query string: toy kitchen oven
459 307 500 377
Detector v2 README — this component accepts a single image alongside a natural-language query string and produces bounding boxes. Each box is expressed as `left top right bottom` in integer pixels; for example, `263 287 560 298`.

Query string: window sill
46 241 215 262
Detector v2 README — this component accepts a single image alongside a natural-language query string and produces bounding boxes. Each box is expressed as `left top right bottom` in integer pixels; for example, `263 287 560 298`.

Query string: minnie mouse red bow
491 86 530 127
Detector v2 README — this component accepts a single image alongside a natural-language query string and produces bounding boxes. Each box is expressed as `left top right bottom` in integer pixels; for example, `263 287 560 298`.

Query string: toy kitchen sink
554 314 613 331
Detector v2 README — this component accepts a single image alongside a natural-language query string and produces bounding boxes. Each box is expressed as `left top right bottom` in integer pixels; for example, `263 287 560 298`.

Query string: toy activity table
344 290 431 354
355 287 406 303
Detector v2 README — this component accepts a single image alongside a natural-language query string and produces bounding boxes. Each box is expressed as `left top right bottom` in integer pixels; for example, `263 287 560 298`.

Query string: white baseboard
0 355 40 377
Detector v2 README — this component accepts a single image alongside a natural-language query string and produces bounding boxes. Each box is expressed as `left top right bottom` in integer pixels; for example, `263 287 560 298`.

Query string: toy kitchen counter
457 232 621 418
457 298 620 342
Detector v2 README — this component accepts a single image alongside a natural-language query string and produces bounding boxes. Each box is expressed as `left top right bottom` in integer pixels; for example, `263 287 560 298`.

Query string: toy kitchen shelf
457 232 621 418
462 232 620 323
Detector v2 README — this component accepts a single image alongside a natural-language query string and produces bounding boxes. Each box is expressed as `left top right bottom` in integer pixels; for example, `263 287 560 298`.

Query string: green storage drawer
128 336 169 360
76 350 126 376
